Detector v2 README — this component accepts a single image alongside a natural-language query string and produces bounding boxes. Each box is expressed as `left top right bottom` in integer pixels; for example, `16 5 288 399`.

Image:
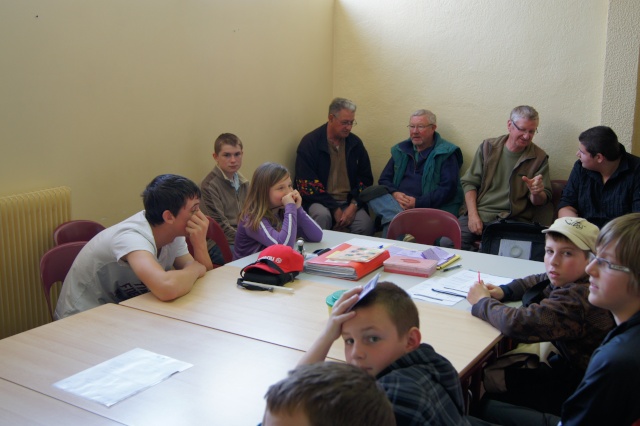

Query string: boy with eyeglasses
478 213 640 426
200 133 249 265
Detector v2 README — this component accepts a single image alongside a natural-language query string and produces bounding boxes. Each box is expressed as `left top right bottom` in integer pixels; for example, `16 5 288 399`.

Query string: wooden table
0 304 306 426
121 265 503 376
228 230 547 310
0 379 120 426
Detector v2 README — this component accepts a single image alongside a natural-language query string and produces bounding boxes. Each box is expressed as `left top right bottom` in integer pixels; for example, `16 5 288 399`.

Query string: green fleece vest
390 134 463 215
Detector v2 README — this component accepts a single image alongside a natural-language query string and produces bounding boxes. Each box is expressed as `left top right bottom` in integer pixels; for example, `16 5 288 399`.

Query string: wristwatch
351 199 358 207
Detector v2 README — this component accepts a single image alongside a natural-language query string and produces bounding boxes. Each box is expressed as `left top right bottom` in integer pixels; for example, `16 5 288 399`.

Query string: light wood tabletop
0 378 121 426
121 265 503 376
0 304 306 426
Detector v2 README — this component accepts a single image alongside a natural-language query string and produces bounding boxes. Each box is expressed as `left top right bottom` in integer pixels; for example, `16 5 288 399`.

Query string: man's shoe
359 185 389 203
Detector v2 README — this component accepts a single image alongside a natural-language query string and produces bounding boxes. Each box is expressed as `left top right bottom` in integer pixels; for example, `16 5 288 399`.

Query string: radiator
0 187 71 338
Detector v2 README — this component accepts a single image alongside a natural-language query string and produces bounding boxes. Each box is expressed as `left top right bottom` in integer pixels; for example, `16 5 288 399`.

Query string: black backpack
480 220 547 262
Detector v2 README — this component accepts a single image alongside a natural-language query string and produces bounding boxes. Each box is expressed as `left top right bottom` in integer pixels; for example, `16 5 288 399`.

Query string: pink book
383 256 438 278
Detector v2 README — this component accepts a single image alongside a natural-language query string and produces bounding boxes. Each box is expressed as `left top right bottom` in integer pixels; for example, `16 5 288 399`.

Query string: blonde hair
240 162 290 231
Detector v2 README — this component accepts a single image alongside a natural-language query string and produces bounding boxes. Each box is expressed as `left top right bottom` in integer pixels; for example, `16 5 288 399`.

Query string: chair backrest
187 215 233 267
551 179 568 220
386 208 462 249
53 220 105 245
39 241 86 320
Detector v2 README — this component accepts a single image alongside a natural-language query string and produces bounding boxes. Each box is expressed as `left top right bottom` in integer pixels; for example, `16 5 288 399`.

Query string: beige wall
2 0 639 227
0 0 334 226
334 0 639 181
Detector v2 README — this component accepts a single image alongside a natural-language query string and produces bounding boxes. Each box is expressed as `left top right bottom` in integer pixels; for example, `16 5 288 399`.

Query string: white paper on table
407 279 461 306
53 348 193 407
343 238 394 249
386 246 424 258
434 269 513 294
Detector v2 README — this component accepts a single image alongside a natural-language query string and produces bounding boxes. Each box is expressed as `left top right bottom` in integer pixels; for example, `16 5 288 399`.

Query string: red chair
39 241 86 320
387 208 462 249
186 215 233 268
53 220 105 245
551 179 568 220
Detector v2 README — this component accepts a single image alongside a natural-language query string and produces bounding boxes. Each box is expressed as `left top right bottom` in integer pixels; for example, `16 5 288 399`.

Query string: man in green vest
360 109 464 238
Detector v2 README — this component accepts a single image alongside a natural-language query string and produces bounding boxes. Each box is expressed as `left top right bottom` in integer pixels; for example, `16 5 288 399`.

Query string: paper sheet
386 246 424 258
407 269 513 306
53 348 193 407
343 238 394 249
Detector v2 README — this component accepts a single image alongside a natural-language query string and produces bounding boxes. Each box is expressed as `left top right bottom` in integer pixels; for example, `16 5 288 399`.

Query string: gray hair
510 105 539 123
411 109 437 125
329 97 357 116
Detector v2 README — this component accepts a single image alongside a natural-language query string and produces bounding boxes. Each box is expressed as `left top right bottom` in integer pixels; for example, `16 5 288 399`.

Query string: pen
442 264 462 272
238 280 295 293
431 288 465 298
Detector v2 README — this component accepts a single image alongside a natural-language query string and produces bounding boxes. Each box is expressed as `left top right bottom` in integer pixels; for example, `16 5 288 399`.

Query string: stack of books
304 243 390 280
422 247 460 270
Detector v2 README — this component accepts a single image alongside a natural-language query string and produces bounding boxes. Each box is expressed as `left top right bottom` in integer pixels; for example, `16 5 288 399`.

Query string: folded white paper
53 348 193 407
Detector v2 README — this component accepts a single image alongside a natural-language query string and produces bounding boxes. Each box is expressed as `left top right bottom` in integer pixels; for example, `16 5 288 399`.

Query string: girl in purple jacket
233 162 323 260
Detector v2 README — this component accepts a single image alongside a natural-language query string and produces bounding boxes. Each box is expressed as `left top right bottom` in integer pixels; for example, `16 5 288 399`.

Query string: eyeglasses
511 121 538 135
331 115 357 127
407 124 434 131
593 257 632 274
511 120 538 136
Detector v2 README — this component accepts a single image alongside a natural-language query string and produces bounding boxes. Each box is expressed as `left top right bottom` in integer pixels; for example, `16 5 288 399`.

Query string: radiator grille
0 187 71 338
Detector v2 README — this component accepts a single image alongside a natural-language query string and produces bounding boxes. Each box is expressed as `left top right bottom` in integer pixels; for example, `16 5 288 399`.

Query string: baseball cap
243 245 304 275
542 217 599 252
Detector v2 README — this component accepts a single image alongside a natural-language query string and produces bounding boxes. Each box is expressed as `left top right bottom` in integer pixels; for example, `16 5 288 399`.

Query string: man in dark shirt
558 126 640 228
295 97 374 235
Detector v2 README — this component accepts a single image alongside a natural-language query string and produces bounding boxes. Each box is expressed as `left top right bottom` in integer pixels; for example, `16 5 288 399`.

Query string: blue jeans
367 194 403 238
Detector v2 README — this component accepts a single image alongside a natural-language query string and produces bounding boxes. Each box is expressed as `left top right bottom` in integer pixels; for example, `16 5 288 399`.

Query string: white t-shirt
54 211 189 319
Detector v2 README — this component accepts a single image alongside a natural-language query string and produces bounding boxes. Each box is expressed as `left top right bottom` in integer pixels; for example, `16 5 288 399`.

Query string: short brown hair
355 281 419 337
214 133 243 155
596 213 640 293
264 362 396 426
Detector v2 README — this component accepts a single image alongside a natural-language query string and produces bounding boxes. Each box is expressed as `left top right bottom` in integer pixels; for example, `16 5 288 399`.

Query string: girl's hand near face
290 189 303 208
281 191 296 206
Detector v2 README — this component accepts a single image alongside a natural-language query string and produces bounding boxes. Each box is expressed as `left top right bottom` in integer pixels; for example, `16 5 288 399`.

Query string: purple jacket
233 204 323 260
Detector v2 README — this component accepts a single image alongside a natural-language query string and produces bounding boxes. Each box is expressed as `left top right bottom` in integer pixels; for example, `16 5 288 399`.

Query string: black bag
239 259 299 286
483 352 541 393
480 220 547 262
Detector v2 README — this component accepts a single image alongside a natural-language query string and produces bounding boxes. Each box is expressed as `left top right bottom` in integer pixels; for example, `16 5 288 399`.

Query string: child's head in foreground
342 281 421 377
585 213 640 324
263 362 396 426
541 217 599 287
